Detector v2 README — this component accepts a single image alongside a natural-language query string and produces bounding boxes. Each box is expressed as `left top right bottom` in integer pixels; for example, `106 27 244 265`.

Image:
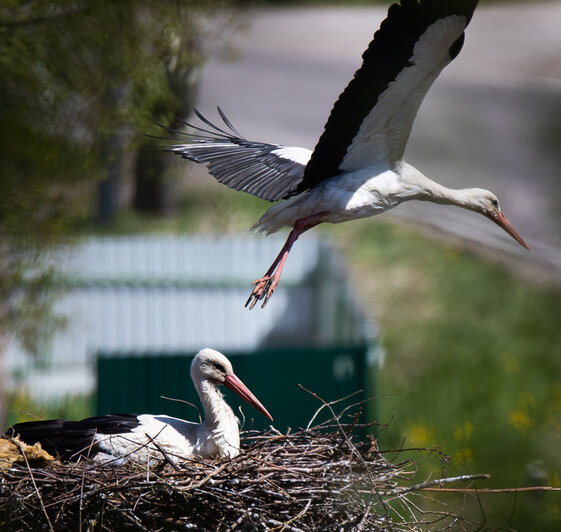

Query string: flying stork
166 0 529 309
6 349 273 464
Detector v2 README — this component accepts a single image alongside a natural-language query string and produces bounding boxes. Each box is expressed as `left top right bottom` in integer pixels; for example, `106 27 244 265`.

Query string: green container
97 345 377 434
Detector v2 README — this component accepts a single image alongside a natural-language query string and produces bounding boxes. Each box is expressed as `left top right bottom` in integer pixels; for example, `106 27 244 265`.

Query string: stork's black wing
297 0 479 194
164 109 311 202
6 414 140 461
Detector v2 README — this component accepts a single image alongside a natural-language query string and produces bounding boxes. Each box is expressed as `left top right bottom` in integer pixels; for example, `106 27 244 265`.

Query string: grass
327 218 561 530
13 182 561 529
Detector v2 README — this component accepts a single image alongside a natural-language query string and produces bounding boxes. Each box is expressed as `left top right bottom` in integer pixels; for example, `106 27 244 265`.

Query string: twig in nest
144 432 180 471
303 386 364 430
161 395 202 423
16 440 55 532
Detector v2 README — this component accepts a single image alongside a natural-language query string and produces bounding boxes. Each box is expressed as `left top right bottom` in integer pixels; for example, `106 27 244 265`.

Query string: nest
1 400 486 531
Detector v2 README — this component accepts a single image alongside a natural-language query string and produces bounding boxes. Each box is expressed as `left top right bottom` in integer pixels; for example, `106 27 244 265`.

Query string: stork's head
191 348 273 421
466 189 529 250
191 348 235 385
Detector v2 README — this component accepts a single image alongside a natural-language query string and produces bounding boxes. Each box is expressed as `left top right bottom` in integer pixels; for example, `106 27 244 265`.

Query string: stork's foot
245 275 279 310
244 213 329 310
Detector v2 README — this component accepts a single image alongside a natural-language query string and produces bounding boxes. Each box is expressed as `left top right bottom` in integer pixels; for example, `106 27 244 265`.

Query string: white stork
6 348 273 465
165 0 529 309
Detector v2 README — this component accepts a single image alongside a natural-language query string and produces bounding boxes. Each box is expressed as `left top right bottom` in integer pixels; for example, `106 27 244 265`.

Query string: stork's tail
250 217 283 236
250 194 306 235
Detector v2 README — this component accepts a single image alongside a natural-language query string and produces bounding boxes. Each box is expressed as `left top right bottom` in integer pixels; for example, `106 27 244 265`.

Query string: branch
393 474 491 495
424 485 561 494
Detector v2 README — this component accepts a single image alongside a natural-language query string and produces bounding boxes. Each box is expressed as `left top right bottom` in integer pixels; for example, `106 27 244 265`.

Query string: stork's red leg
246 212 328 309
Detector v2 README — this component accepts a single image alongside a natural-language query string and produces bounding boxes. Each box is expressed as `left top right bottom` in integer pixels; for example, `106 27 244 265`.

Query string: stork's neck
398 164 480 211
195 379 240 457
195 380 237 428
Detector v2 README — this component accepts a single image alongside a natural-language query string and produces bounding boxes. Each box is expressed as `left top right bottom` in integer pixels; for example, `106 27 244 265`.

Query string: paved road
196 2 561 281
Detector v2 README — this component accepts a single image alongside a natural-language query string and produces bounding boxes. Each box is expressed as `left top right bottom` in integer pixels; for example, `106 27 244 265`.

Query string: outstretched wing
297 0 479 194
164 109 311 202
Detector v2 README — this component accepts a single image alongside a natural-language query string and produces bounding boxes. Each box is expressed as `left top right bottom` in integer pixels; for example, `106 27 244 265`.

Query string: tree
0 0 235 425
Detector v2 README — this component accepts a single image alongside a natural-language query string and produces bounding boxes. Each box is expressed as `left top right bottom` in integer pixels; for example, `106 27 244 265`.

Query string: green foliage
82 182 269 236
5 391 94 429
0 0 230 352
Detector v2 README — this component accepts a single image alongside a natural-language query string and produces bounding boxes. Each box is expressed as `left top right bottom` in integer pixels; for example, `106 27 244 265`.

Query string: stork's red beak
491 211 530 250
224 374 273 421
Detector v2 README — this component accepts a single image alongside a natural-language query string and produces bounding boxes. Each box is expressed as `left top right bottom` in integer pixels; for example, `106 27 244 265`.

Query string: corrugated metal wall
5 234 379 400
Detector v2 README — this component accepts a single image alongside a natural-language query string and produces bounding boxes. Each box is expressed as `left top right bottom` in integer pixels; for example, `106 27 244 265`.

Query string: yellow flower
502 354 520 373
453 448 472 466
407 423 433 446
509 409 532 431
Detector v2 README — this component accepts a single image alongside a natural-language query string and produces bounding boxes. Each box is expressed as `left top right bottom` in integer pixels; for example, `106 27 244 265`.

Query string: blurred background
2 0 561 529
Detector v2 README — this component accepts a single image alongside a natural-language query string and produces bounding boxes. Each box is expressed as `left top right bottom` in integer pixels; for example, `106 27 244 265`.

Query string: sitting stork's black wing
6 414 141 461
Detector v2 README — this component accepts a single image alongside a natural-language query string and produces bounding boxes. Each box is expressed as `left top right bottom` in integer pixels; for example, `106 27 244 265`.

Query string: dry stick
237 405 247 432
276 498 312 531
262 516 305 532
395 491 419 524
393 474 491 496
183 459 233 491
91 426 171 469
355 503 372 531
16 441 55 532
423 485 561 493
78 463 87 532
298 386 401 524
79 436 97 532
120 508 151 532
161 395 202 423
400 498 476 531
313 397 379 433
303 386 364 430
144 432 180 472
237 453 317 480
229 508 250 531
299 385 375 484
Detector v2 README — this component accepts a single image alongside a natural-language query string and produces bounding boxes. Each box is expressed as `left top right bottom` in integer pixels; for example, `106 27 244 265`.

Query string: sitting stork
165 0 528 309
6 349 273 465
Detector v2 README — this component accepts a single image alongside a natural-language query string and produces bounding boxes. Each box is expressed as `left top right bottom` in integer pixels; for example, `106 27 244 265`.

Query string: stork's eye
491 199 499 209
212 362 226 373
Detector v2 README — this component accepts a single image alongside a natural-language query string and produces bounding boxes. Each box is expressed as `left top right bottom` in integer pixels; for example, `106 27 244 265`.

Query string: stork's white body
254 163 423 233
7 349 273 465
167 0 528 308
93 412 240 465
